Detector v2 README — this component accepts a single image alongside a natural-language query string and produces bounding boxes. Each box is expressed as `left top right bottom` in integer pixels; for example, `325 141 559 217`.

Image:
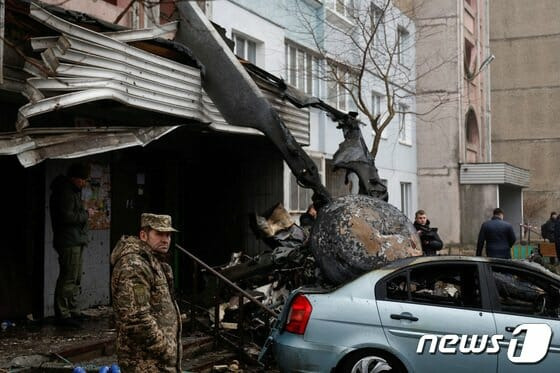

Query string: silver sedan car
261 256 560 372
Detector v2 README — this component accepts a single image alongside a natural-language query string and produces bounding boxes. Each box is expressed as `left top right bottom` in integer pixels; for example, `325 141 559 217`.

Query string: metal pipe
238 294 245 349
191 261 198 332
214 276 220 344
175 244 278 317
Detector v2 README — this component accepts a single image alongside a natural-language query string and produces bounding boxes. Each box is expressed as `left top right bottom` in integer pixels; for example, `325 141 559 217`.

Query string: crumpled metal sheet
310 194 423 285
0 126 178 167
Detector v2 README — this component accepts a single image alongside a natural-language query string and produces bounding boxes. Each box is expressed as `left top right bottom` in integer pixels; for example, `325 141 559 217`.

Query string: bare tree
286 0 448 159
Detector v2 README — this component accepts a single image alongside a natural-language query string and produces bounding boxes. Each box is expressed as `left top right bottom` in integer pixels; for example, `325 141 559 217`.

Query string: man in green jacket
50 162 92 327
111 213 183 372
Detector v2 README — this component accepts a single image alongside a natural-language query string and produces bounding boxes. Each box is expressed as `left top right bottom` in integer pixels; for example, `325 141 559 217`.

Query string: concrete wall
414 0 495 244
490 0 560 224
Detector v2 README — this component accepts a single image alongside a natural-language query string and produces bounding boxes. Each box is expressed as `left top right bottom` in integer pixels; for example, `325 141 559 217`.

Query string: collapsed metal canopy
0 1 310 167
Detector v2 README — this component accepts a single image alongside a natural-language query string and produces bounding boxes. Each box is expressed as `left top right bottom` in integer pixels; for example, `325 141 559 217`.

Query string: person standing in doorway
476 208 516 259
50 162 94 327
111 213 182 372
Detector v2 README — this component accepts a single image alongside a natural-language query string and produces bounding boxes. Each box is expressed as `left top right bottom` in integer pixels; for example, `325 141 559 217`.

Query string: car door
486 264 560 373
376 262 497 373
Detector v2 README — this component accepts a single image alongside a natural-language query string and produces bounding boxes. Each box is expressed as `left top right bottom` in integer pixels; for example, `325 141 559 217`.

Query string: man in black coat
414 209 443 256
541 211 557 242
50 162 94 327
553 215 560 261
476 208 516 259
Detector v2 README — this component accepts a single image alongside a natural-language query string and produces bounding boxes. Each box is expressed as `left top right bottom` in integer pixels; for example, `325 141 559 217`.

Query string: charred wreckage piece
172 2 423 335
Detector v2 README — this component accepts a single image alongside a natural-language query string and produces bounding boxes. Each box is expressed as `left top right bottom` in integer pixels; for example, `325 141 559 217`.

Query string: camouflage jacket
110 236 182 373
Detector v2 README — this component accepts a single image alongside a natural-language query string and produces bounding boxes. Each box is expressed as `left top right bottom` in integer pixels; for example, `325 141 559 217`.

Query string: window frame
397 103 411 145
329 0 356 19
233 33 258 64
376 261 490 311
397 26 410 66
372 91 387 139
400 181 412 217
326 63 359 111
284 153 325 213
370 3 384 47
285 43 320 96
143 0 160 27
486 264 560 320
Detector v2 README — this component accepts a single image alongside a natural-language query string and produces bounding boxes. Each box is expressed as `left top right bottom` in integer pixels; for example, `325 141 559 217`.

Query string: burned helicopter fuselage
176 2 422 285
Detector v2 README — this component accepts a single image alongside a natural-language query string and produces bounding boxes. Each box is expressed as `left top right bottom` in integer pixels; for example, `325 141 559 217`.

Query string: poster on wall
82 163 111 230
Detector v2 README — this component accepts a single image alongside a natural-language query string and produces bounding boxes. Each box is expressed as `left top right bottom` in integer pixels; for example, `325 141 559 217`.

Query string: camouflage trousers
54 245 84 319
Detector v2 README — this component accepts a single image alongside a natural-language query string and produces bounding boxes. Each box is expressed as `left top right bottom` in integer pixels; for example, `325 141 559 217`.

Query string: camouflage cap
141 213 179 232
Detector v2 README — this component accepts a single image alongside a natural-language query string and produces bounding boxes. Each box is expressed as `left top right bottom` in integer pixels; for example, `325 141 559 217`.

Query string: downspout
457 0 464 163
484 0 491 162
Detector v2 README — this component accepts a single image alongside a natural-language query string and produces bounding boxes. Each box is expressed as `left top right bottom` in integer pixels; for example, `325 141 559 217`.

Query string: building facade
211 0 419 219
412 0 528 247
490 0 560 229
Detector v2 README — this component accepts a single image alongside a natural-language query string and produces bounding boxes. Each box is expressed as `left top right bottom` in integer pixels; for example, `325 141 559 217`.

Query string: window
492 267 560 318
144 0 160 27
372 93 387 139
398 104 411 145
400 182 411 217
385 264 482 309
330 0 355 18
372 92 382 118
370 4 383 28
370 3 384 45
386 273 408 300
234 34 257 64
285 44 319 95
464 39 476 78
397 27 410 65
326 64 358 111
285 155 325 212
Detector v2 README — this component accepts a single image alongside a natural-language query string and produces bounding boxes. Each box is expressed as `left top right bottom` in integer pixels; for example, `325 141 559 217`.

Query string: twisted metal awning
0 1 310 167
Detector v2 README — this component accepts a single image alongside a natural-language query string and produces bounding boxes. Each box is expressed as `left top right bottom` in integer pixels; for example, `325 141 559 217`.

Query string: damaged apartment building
0 0 418 320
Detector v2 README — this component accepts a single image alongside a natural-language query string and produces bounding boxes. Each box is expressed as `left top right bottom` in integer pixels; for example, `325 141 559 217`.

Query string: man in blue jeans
50 162 94 327
476 208 516 259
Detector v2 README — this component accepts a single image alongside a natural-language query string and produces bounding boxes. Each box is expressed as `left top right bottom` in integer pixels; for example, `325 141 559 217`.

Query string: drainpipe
457 0 464 163
484 0 492 162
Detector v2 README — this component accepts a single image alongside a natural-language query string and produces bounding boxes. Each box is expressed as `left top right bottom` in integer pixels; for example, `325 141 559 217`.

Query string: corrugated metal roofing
459 163 530 187
0 2 311 166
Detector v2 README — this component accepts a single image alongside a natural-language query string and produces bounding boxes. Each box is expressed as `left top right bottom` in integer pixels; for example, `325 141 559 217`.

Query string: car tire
337 349 406 373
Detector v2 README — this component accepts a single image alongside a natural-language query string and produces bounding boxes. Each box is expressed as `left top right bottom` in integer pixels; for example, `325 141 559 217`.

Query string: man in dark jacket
413 209 443 256
476 208 516 259
541 211 557 242
553 215 560 261
50 162 92 327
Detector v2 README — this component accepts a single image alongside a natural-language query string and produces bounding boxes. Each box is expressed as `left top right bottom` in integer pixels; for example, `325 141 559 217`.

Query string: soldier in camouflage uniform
111 213 182 372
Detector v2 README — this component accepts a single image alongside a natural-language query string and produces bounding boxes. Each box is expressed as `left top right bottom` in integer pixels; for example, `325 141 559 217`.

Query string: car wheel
338 350 405 373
